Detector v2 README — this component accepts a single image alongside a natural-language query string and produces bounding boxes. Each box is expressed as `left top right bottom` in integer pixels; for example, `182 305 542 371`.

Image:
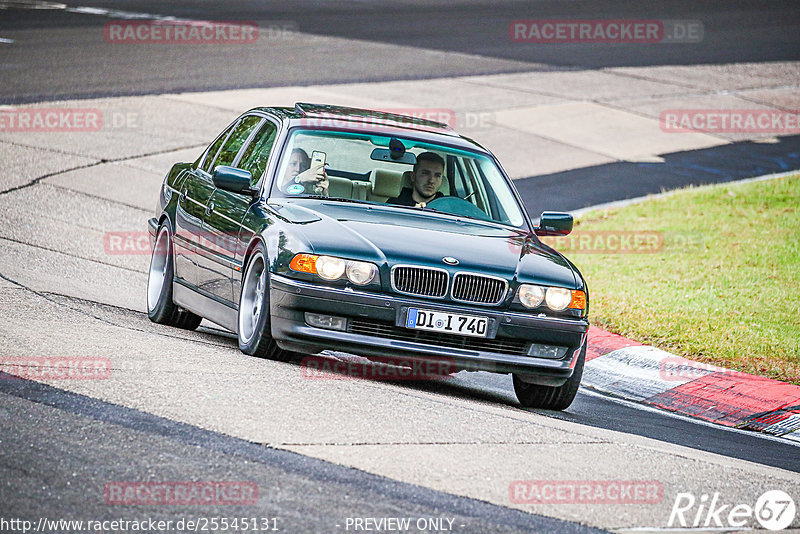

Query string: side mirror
534 211 573 236
212 166 255 195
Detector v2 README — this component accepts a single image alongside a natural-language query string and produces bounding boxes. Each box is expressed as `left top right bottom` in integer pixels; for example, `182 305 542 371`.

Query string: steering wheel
425 196 492 221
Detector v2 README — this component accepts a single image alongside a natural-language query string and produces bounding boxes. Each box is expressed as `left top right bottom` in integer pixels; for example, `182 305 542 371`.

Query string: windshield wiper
300 195 370 205
381 202 475 218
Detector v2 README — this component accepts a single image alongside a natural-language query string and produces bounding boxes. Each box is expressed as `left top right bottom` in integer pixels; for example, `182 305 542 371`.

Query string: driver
385 152 445 207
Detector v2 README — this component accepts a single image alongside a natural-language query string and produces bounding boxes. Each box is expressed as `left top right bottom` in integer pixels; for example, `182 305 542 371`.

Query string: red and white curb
583 326 800 442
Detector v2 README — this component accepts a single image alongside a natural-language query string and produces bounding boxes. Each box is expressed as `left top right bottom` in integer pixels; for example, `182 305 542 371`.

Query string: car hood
270 200 578 288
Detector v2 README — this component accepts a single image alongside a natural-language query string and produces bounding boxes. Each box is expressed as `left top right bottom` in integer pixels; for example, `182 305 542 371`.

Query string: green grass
546 174 800 384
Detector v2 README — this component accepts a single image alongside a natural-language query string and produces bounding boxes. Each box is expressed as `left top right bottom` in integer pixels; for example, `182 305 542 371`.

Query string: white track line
579 387 800 448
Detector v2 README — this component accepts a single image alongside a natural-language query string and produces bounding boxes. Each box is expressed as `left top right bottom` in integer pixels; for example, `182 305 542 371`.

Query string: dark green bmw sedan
147 103 589 410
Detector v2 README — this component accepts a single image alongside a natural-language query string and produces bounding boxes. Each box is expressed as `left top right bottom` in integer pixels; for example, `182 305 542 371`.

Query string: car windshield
269 129 527 228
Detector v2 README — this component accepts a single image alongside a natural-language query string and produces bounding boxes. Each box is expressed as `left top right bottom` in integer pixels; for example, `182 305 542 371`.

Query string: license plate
405 308 488 338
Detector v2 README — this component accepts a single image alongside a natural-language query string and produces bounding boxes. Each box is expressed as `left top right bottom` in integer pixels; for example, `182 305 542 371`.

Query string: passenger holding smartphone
282 148 328 195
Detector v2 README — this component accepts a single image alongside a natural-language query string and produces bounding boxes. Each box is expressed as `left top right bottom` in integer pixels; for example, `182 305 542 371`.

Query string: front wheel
146 224 202 330
513 341 586 410
237 244 295 361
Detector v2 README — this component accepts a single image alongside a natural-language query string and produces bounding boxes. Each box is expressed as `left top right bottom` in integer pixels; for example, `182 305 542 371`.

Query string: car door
173 119 238 287
194 114 265 303
201 118 279 306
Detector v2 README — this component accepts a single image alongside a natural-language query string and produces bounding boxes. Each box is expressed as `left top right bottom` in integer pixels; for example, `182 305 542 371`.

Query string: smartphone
311 150 326 168
310 151 327 194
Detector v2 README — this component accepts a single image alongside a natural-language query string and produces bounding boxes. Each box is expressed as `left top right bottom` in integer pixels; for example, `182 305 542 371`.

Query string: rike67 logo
669 490 796 531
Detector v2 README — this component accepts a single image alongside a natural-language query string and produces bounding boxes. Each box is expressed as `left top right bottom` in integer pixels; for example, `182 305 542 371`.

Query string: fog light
527 344 568 359
305 313 347 331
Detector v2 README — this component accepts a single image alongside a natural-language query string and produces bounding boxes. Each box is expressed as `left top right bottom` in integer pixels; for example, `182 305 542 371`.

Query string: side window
212 115 264 170
200 122 237 173
238 121 278 186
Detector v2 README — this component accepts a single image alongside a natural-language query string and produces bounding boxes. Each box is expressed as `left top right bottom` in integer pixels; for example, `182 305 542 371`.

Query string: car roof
247 103 489 153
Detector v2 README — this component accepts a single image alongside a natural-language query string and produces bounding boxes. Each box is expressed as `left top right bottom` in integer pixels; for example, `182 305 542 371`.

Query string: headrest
370 169 404 198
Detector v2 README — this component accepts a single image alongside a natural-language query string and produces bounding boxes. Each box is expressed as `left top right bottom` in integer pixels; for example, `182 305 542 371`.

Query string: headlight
545 287 572 311
518 284 545 308
346 260 377 285
290 253 378 285
315 256 346 280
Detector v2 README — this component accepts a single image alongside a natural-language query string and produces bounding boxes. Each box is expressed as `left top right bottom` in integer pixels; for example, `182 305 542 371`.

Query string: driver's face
412 161 444 200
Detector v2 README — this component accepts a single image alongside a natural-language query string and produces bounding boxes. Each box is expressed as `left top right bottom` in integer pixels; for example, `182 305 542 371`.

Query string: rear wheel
513 342 586 410
146 224 202 330
237 244 296 361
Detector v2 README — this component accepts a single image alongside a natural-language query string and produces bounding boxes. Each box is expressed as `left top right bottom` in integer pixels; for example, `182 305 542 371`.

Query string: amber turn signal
569 290 586 310
289 253 319 274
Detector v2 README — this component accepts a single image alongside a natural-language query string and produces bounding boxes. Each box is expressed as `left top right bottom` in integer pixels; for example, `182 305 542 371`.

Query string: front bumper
269 273 588 384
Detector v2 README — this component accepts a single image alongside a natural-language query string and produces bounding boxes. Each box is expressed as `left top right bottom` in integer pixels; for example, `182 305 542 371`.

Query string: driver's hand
295 162 328 196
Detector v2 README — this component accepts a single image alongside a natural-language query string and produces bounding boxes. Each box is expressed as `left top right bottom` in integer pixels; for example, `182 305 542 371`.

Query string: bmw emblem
442 256 459 265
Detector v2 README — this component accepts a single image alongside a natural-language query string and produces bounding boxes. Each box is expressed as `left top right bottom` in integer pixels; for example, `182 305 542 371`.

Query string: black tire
237 243 296 361
513 341 586 410
146 223 202 330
